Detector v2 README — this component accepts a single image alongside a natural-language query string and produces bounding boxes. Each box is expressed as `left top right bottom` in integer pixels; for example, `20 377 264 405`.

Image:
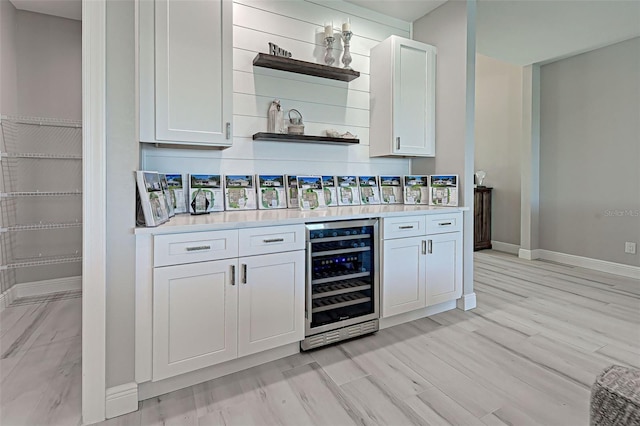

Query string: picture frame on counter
379 175 403 204
159 174 176 218
285 175 299 209
224 175 257 210
403 175 430 205
188 174 224 214
136 171 170 227
297 176 326 210
358 175 380 205
257 174 287 209
322 175 338 207
429 174 459 207
165 173 188 214
336 175 361 206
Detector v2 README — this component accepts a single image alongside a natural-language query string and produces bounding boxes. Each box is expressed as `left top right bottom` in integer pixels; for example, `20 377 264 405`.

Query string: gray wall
105 0 138 388
16 10 81 120
475 54 522 246
0 0 17 114
411 0 476 297
539 37 640 266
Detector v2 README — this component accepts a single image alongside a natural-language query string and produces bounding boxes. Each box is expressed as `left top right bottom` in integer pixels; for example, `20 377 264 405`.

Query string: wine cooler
301 219 379 350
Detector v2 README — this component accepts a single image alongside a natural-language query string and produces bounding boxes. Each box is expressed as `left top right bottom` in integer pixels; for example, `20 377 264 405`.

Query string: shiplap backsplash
141 0 412 175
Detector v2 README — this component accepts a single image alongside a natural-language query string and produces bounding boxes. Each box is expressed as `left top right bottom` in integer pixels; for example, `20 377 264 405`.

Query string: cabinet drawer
239 225 305 257
425 213 462 235
382 216 426 239
154 230 238 267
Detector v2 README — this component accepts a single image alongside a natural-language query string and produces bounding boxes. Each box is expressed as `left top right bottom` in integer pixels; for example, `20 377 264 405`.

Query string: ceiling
343 0 446 23
10 0 640 66
10 0 81 21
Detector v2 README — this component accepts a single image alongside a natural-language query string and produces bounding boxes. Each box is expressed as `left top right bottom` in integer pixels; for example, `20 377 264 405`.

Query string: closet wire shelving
0 115 83 296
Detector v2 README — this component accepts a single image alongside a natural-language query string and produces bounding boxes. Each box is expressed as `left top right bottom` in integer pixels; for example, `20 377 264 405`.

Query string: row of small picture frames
135 171 459 226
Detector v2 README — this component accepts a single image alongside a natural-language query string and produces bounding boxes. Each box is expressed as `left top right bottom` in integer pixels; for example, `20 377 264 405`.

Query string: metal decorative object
324 36 336 66
268 42 292 58
341 29 353 69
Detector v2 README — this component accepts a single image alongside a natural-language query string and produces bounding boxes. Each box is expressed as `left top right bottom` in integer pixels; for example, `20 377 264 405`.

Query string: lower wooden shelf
252 132 359 145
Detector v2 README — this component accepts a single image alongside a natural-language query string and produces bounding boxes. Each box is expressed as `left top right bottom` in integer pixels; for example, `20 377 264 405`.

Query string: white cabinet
238 251 305 357
153 259 238 380
381 213 462 318
369 36 436 158
381 236 426 317
150 225 305 381
139 0 233 147
425 232 462 306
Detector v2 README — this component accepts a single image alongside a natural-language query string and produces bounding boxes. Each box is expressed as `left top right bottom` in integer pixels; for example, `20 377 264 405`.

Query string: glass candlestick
324 36 335 66
341 30 353 70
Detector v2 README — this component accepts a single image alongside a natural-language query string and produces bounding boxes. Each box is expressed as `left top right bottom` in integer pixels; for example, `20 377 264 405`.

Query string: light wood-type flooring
1 251 639 426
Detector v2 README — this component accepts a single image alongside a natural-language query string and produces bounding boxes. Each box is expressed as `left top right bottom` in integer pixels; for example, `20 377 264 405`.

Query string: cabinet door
238 251 305 357
141 0 232 146
153 259 238 381
392 38 436 157
425 232 463 306
381 236 426 317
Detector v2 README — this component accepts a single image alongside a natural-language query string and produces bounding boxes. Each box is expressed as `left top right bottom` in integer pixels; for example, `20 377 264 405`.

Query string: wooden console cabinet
474 187 492 251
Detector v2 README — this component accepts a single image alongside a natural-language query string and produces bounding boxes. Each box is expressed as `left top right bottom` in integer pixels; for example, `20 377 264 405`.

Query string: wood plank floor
1 251 639 426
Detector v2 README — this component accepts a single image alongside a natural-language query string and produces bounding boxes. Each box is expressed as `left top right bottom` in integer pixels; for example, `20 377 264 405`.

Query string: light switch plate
625 242 637 254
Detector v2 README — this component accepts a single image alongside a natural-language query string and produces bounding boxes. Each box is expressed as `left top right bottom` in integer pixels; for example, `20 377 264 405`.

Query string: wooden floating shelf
253 53 360 82
252 132 359 145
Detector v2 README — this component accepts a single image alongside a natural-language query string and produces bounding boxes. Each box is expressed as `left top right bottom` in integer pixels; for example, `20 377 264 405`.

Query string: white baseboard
456 292 477 311
12 276 82 299
105 382 139 419
138 342 300 400
519 248 541 260
379 300 457 330
0 288 15 312
0 276 81 313
537 250 640 279
491 241 520 255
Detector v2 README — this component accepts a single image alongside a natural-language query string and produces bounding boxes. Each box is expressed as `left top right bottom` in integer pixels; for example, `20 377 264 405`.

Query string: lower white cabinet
425 232 463 306
381 236 426 317
238 251 305 357
153 259 238 381
152 248 305 381
381 214 463 318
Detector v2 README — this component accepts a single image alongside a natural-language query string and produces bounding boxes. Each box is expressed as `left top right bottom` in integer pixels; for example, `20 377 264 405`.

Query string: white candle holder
341 30 353 70
324 36 335 66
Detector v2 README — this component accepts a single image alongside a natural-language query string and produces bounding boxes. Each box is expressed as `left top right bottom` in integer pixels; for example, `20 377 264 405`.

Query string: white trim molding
82 0 107 423
490 241 520 255
536 250 640 280
13 276 81 299
106 383 139 419
456 292 477 311
519 248 541 260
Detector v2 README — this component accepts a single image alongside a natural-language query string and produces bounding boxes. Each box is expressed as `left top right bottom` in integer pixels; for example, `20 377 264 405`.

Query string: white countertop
135 204 469 235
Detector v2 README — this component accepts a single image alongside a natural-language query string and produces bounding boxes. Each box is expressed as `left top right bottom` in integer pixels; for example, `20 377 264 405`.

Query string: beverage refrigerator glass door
304 219 379 343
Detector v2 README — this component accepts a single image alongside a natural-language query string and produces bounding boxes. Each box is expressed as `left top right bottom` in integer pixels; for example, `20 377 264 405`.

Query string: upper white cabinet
369 36 436 157
139 0 233 147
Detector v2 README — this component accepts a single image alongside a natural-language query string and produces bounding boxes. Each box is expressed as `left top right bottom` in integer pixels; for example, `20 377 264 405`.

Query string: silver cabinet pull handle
185 245 210 252
242 264 247 284
230 265 235 286
225 122 231 140
428 239 433 254
399 225 414 229
422 240 427 255
396 137 401 150
263 238 284 243
438 222 452 226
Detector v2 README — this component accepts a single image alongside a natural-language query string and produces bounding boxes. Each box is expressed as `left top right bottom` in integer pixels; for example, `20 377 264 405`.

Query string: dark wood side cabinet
474 187 492 251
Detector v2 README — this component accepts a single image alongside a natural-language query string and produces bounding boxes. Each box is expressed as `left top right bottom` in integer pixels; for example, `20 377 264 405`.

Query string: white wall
105 0 138 388
15 10 82 120
474 54 522 246
539 37 640 267
142 0 411 176
0 0 17 114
